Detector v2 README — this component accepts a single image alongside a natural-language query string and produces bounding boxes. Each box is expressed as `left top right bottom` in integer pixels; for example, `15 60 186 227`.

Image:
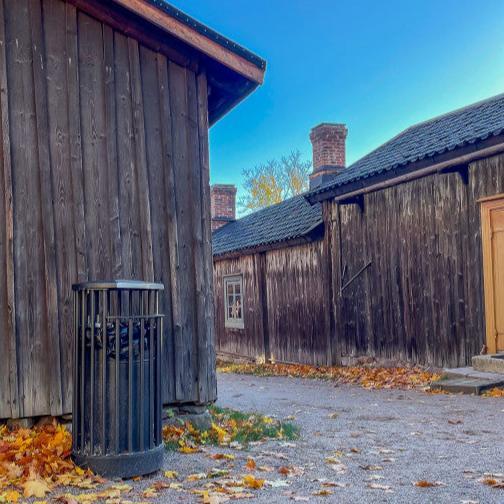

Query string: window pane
234 282 241 295
226 283 233 295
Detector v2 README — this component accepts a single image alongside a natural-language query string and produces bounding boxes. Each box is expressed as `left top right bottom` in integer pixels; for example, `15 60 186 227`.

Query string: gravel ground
62 372 504 503
207 373 504 504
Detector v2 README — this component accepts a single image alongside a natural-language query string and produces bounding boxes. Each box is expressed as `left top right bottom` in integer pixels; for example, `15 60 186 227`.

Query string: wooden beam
112 0 265 84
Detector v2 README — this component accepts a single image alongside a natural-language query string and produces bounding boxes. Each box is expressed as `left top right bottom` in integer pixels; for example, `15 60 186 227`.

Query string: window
224 275 244 329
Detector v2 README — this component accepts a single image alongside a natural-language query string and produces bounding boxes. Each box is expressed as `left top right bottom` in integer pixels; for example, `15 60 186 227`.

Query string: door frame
480 194 504 354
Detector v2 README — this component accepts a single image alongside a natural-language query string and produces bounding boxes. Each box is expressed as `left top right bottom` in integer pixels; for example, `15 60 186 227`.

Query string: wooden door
481 196 504 354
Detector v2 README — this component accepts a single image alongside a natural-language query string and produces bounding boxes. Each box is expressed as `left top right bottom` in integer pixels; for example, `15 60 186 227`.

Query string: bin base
73 444 164 479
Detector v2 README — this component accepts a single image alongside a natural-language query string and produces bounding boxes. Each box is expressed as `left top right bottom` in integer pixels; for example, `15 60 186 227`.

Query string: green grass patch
163 405 299 452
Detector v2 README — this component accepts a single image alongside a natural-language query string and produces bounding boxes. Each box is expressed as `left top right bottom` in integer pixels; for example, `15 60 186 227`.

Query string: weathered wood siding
214 153 504 369
265 241 330 365
213 255 267 360
0 0 216 419
328 152 504 368
214 241 329 365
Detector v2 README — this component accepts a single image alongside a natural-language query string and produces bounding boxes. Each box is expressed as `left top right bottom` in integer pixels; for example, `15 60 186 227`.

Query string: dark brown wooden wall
213 241 330 365
328 152 504 368
0 0 216 419
213 255 267 360
265 241 330 365
213 153 504 370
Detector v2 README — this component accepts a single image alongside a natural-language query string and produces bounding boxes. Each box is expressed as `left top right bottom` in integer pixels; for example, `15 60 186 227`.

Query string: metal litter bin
72 280 164 478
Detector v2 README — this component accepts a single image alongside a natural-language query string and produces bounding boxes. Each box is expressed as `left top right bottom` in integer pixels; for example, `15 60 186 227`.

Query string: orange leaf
246 458 257 471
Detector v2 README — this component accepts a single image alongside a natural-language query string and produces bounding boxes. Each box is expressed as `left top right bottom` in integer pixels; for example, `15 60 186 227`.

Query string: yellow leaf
179 446 199 454
23 479 51 498
164 470 179 479
243 474 264 489
3 490 21 503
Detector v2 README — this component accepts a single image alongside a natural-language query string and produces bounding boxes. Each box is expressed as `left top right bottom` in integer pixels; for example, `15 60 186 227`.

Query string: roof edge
213 221 324 260
307 133 504 204
113 0 266 84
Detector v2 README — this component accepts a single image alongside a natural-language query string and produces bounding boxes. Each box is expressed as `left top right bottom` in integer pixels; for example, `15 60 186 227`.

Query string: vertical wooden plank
255 252 270 362
114 30 139 279
30 0 64 415
156 53 178 404
185 67 201 401
196 70 216 401
6 0 52 417
330 203 344 364
169 60 197 402
66 2 87 284
140 47 175 403
0 0 18 418
42 0 78 413
78 12 111 280
128 37 154 281
103 24 122 278
321 202 333 365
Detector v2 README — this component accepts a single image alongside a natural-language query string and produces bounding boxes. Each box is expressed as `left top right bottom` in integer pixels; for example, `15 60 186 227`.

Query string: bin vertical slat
72 292 78 451
140 290 145 451
149 291 154 449
90 291 95 453
128 290 133 452
101 290 108 454
115 291 121 453
155 291 161 444
80 291 86 451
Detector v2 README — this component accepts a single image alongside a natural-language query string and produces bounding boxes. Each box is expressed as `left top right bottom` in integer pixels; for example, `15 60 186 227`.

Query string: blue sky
176 0 504 204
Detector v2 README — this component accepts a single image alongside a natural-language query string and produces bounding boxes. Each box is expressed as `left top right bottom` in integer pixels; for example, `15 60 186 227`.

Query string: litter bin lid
72 280 165 291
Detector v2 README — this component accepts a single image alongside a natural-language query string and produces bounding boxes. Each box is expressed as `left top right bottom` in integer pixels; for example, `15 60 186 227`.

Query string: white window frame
224 274 244 329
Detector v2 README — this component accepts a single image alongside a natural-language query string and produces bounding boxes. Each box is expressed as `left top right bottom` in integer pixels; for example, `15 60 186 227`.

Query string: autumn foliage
0 421 100 501
217 361 440 390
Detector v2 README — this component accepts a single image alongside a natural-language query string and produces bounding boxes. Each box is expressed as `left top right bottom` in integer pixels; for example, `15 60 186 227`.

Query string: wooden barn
0 0 265 421
212 93 504 368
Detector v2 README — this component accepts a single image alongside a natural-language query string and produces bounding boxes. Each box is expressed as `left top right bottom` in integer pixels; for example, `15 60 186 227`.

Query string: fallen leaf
367 483 393 492
245 458 257 471
360 464 383 471
23 479 51 498
312 490 333 496
414 480 444 488
243 474 265 489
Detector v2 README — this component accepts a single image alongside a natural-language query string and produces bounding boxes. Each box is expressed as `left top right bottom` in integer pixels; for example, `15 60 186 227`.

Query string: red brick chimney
211 184 237 231
309 123 348 190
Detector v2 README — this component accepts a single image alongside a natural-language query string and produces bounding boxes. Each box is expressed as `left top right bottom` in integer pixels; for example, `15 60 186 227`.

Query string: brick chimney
309 123 348 190
211 184 237 231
